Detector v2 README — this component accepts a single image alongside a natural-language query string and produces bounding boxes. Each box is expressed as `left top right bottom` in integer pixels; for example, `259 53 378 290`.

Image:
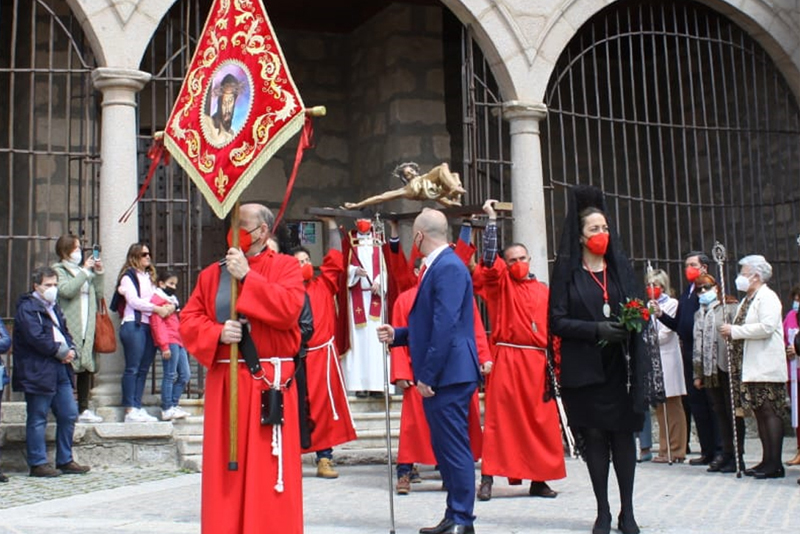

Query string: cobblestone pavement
0 438 798 533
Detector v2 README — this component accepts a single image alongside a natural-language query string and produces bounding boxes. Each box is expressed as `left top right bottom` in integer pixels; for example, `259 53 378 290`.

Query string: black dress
558 268 643 433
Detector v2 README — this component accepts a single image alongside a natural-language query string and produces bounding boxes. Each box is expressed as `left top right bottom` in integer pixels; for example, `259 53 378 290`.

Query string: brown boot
57 460 91 475
477 476 492 501
316 458 339 479
30 464 62 478
396 473 411 495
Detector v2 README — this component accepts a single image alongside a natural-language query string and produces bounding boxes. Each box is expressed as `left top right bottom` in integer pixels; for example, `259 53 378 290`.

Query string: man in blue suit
378 209 481 534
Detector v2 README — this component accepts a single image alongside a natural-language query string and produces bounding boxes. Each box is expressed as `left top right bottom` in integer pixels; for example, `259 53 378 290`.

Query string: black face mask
163 287 176 297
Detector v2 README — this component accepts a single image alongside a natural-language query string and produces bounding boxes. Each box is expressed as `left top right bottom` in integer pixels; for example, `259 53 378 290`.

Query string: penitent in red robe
480 258 566 482
180 251 305 534
390 285 490 465
301 249 357 453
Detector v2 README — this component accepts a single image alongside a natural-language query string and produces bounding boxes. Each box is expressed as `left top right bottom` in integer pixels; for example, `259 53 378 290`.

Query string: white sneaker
171 406 190 419
138 408 158 422
161 407 176 421
78 409 103 423
125 409 150 423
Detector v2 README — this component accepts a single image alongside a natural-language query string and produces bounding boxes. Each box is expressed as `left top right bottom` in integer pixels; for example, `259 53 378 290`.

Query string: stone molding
91 67 152 106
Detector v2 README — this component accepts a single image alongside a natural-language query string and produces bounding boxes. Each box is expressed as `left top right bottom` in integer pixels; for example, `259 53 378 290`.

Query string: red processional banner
163 0 305 219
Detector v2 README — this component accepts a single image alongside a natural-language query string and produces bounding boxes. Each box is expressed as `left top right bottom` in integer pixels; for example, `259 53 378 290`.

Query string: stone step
346 395 403 413
176 435 204 456
181 454 203 472
352 411 401 432
172 415 205 436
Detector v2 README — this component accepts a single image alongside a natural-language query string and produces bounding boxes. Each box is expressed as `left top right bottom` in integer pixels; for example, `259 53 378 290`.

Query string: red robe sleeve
179 264 226 369
236 252 304 331
318 249 343 295
473 301 492 365
334 227 352 356
389 288 416 383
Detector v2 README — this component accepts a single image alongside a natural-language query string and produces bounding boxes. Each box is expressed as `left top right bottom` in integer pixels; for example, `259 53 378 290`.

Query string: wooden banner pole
228 201 240 471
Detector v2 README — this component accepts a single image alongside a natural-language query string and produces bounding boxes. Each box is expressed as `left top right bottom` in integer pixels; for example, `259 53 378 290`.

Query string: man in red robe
477 199 567 501
292 216 357 479
180 203 305 534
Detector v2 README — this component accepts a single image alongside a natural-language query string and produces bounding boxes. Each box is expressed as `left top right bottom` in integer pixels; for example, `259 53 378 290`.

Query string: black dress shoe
617 513 640 534
477 477 492 501
529 481 557 498
592 512 611 534
420 518 454 534
688 456 712 466
754 467 785 479
444 526 474 534
706 454 728 472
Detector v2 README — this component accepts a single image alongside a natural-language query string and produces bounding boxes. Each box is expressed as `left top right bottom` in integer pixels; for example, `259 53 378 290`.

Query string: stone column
503 101 550 283
90 67 151 417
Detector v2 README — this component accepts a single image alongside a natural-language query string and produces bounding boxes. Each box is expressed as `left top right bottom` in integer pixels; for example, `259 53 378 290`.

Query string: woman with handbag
52 235 105 423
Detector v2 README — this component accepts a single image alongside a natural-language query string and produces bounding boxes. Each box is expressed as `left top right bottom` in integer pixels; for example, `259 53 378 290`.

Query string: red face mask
227 227 255 254
685 266 701 283
509 261 529 281
584 232 609 256
646 286 662 300
301 263 314 281
356 220 371 234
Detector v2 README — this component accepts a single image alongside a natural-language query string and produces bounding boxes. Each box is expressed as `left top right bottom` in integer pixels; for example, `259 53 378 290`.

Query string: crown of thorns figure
392 162 420 185
211 73 247 98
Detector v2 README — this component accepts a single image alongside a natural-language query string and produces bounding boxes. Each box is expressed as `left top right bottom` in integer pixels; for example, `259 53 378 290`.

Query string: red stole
349 233 382 326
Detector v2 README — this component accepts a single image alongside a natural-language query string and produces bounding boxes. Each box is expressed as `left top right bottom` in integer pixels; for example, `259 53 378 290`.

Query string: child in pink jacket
150 270 191 421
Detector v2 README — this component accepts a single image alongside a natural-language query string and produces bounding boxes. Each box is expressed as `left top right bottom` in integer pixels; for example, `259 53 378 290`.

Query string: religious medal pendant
603 302 611 318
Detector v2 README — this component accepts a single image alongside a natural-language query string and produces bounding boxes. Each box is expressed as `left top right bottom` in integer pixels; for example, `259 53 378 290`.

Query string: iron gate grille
138 0 215 398
542 0 800 301
460 25 512 245
0 0 100 400
0 0 100 320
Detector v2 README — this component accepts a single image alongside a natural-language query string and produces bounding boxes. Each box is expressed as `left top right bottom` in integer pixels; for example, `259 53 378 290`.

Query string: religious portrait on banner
163 0 305 219
201 63 253 148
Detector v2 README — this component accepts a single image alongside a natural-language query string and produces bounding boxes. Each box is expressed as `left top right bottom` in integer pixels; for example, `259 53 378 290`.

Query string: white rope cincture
494 342 545 351
308 336 357 430
270 357 285 493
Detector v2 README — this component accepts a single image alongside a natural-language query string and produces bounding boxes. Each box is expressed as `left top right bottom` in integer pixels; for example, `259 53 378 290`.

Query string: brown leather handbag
93 298 117 353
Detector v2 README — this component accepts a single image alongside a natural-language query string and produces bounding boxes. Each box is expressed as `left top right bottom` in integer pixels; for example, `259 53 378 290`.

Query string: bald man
379 209 481 534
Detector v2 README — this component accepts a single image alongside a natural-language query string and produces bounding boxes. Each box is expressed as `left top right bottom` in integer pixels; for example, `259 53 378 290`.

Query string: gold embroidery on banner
199 151 215 174
214 168 229 197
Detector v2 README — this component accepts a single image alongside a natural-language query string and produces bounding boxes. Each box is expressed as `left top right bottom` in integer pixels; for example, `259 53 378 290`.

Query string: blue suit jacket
393 247 480 388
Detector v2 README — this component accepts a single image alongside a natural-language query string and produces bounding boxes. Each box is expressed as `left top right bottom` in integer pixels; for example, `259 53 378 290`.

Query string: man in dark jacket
655 251 721 466
13 266 90 477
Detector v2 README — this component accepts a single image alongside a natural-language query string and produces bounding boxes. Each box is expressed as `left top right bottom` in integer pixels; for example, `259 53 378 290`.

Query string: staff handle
228 202 240 471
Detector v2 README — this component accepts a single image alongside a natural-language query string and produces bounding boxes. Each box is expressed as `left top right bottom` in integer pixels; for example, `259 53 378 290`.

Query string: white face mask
734 274 751 293
69 250 82 264
41 286 58 304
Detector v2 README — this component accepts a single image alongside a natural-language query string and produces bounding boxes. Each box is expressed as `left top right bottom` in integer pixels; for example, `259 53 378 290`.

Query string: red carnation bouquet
619 298 651 333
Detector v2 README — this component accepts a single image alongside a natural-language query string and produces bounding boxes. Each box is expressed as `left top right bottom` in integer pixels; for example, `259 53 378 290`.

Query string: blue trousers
119 321 156 409
25 364 78 467
422 381 477 526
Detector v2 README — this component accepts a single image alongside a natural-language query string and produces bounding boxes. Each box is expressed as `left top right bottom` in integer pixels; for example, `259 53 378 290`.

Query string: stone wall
238 3 454 231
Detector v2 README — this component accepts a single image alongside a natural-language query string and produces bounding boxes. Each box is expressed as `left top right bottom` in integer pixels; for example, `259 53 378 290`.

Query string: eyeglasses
140 252 151 258
696 284 714 293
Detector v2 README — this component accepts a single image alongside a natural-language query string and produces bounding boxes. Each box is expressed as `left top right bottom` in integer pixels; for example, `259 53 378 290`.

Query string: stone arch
442 0 800 105
65 0 179 68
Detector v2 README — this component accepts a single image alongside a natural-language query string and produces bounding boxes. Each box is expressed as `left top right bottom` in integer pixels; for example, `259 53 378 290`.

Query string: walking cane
373 214 397 534
712 242 743 478
544 347 576 458
647 261 672 465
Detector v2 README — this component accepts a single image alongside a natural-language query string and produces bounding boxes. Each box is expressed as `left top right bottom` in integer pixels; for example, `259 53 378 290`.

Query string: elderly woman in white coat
720 255 787 479
646 269 687 463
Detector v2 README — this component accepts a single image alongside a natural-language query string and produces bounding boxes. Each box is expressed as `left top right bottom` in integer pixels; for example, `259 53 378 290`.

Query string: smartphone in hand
92 244 101 260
